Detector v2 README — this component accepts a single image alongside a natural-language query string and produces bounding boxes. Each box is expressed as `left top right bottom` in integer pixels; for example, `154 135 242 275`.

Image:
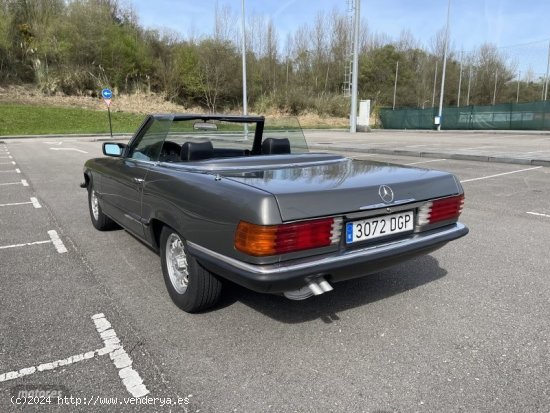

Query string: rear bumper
187 222 469 293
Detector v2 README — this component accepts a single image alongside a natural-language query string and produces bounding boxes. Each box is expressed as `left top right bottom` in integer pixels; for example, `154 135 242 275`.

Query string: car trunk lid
220 157 461 221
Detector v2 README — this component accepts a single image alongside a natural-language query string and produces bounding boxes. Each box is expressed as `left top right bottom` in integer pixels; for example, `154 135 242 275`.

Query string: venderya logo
378 185 394 204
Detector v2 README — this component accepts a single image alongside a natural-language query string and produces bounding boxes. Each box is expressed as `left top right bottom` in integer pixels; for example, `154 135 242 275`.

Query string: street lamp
437 0 451 131
350 0 360 133
241 0 248 137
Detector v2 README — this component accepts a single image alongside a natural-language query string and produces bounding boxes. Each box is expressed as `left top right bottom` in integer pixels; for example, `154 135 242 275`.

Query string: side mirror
103 142 126 157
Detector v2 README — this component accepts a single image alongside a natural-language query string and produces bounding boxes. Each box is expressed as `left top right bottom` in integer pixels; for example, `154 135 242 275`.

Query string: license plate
345 211 414 244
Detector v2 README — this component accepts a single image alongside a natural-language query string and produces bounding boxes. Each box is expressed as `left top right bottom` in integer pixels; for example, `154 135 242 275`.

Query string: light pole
544 41 550 100
432 61 438 107
492 69 498 105
392 61 399 110
516 71 520 103
457 51 463 107
466 66 472 105
437 0 451 131
241 0 248 136
350 0 360 133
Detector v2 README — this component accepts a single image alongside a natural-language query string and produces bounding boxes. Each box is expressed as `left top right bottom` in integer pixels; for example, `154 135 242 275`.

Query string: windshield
130 115 309 163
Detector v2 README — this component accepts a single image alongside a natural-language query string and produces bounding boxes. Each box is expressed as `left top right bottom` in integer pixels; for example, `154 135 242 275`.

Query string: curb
0 133 132 140
308 145 548 167
371 129 550 136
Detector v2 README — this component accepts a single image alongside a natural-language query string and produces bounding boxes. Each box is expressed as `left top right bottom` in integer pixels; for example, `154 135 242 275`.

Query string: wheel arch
83 171 91 188
149 218 166 251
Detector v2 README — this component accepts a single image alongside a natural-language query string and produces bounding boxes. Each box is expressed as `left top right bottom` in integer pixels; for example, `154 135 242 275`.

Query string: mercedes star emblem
378 185 394 204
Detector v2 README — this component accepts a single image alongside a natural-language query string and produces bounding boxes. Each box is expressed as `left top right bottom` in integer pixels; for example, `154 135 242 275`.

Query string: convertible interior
158 137 291 163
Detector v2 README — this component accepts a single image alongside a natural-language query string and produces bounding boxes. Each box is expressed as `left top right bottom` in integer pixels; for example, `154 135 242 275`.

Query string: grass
0 104 145 136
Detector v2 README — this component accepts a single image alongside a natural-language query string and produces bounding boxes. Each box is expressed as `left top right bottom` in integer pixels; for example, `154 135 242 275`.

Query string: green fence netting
379 101 550 130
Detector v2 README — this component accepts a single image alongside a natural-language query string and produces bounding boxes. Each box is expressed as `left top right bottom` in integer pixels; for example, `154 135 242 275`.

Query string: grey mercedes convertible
82 114 468 312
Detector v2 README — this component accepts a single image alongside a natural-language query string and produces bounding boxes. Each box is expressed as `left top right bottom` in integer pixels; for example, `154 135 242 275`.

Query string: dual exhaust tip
283 277 333 300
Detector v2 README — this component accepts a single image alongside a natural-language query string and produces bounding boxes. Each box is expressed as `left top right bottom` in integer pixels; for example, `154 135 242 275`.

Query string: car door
101 117 172 238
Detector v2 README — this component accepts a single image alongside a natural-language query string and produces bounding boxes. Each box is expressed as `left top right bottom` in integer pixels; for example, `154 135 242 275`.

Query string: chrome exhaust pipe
308 277 332 295
307 281 324 296
318 279 333 293
284 277 333 300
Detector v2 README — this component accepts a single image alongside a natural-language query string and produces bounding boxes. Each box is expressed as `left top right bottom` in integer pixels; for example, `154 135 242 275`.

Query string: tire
160 226 222 313
88 181 117 231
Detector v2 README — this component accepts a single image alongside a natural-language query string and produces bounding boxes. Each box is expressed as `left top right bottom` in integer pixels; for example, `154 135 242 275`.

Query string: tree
471 43 515 105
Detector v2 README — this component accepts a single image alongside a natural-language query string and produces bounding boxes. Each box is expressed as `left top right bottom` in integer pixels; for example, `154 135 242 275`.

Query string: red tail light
235 217 342 257
418 195 464 226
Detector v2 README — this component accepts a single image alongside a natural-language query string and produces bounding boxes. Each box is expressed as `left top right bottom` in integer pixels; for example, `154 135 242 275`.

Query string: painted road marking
0 197 41 208
48 230 68 253
31 197 42 208
0 314 150 399
0 351 99 382
0 169 18 173
405 159 447 165
0 179 28 187
0 230 65 253
49 148 88 154
460 145 498 150
92 313 150 398
0 161 16 165
460 166 543 183
526 212 550 219
0 240 52 250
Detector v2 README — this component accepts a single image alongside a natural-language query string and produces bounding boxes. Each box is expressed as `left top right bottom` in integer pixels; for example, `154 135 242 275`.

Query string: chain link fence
379 101 550 130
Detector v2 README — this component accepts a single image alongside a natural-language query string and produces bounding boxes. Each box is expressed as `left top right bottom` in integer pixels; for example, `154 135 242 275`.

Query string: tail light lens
235 217 342 257
418 194 464 226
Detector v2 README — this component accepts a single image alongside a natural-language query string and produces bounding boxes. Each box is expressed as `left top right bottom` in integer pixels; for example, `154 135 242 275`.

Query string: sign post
101 88 113 138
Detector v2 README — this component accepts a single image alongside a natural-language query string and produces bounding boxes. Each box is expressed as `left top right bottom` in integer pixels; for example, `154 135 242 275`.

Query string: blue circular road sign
101 88 113 99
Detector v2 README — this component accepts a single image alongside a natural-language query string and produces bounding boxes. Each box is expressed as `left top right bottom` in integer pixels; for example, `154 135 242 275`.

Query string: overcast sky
132 0 550 74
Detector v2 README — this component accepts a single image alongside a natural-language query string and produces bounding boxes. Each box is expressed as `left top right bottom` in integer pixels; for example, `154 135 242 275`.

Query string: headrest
180 141 213 161
261 138 291 155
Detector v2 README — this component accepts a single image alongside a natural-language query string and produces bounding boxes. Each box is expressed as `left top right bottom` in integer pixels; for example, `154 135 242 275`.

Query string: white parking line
0 240 51 250
460 166 543 183
48 230 68 253
0 179 28 187
31 197 42 208
405 159 447 165
0 230 65 253
0 314 150 399
0 197 42 209
526 212 550 219
0 351 99 382
0 169 18 173
92 313 150 397
0 161 16 165
49 147 88 154
460 145 498 150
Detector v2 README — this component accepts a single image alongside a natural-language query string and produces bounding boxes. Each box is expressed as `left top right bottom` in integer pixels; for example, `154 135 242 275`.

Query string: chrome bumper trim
187 223 468 276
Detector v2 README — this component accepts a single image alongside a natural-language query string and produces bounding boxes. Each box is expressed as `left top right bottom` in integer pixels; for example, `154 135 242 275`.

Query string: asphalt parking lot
0 134 549 412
